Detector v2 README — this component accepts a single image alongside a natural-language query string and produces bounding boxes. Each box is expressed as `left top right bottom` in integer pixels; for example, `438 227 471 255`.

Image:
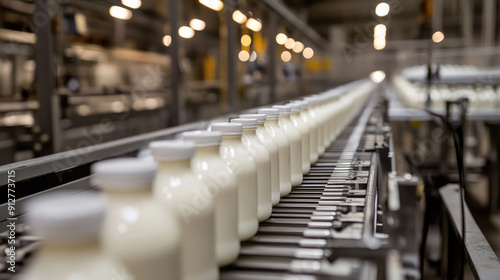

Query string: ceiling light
239 50 250 62
189 19 206 31
232 10 247 24
276 33 287 45
292 41 304 53
284 38 295 49
374 24 386 36
162 35 171 46
374 38 386 50
370 70 386 83
246 18 262 32
249 51 257 62
432 31 445 43
241 35 251 46
109 6 132 20
199 0 224 11
303 47 314 59
375 2 390 17
178 26 195 39
281 51 291 62
121 0 141 9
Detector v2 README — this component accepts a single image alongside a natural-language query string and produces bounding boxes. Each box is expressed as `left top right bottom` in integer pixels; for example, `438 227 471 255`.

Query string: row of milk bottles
394 75 500 110
21 82 373 280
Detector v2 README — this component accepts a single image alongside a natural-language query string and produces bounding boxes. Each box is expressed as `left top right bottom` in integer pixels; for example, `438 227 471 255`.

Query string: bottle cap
210 122 243 135
26 191 105 242
182 130 222 146
150 140 195 161
292 100 308 109
91 158 156 190
286 103 301 112
258 108 279 117
240 113 266 123
231 118 258 128
272 105 292 114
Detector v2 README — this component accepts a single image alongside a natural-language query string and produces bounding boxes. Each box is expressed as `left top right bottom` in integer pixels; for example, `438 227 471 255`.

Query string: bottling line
0 80 442 279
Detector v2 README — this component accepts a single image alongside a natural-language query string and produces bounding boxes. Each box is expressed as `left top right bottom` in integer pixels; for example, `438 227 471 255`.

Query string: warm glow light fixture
241 35 251 46
292 41 304 53
239 50 250 62
199 0 224 11
276 33 287 45
178 26 195 38
303 47 314 59
432 31 445 43
284 38 295 49
375 2 390 17
232 10 247 24
122 0 141 9
281 51 291 62
370 70 386 83
189 19 206 31
246 18 262 32
162 35 171 46
374 24 386 36
109 6 132 20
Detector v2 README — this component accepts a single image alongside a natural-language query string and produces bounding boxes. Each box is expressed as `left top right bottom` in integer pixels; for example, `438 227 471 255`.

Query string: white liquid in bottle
181 130 239 266
258 108 292 197
211 122 258 240
305 96 325 155
150 141 219 280
272 105 303 186
287 103 310 174
21 192 129 280
295 100 318 164
231 118 272 221
93 158 182 280
240 113 281 206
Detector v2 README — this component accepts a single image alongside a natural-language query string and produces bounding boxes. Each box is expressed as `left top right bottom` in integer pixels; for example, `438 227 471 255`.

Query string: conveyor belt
220 98 385 280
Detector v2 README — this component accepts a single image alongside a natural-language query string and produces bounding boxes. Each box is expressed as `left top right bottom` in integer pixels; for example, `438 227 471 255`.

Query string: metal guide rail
0 90 419 279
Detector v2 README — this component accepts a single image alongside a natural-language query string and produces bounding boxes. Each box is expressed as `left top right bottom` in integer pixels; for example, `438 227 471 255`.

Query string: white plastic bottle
92 158 182 280
210 122 259 240
181 130 239 266
231 118 272 221
272 105 303 186
258 108 292 197
287 102 310 174
307 96 325 155
295 100 318 164
240 113 281 205
21 192 129 280
150 141 219 280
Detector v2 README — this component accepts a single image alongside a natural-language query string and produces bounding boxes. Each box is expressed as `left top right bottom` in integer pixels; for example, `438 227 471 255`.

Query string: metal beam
34 0 56 156
256 0 329 50
266 12 278 103
482 0 496 48
168 0 180 126
460 0 474 47
226 4 237 109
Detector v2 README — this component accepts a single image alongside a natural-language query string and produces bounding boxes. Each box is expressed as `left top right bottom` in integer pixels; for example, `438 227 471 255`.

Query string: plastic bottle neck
194 145 221 155
242 127 257 137
221 134 243 143
157 159 191 171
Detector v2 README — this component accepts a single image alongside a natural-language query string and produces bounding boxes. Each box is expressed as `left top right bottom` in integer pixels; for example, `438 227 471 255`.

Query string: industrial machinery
0 80 498 279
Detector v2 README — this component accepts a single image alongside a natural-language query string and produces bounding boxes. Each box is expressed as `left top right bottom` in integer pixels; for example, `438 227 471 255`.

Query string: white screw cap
272 105 292 114
258 108 279 117
210 122 243 135
286 103 301 112
150 140 195 161
26 191 105 243
91 158 156 190
182 130 222 146
231 118 258 128
240 113 266 123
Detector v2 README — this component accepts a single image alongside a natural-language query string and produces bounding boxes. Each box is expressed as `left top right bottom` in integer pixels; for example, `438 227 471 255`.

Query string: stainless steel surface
440 184 500 280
